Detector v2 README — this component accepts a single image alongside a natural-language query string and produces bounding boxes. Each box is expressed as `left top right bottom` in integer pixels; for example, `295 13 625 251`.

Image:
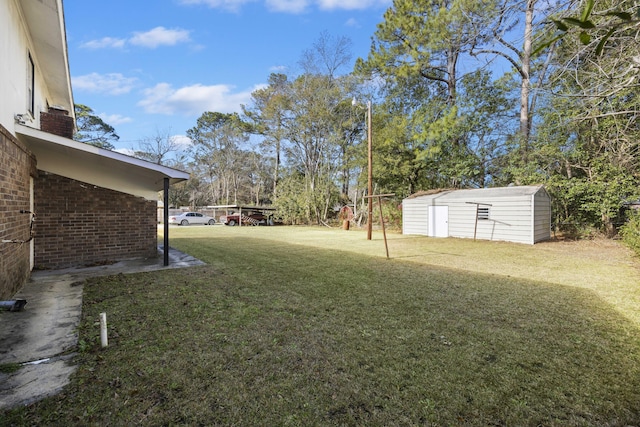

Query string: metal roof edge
15 124 189 180
404 185 547 200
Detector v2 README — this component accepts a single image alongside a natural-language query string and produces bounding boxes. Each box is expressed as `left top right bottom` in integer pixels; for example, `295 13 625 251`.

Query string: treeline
149 1 640 236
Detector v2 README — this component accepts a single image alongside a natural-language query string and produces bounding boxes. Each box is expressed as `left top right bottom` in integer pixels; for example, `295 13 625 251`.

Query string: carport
206 205 277 226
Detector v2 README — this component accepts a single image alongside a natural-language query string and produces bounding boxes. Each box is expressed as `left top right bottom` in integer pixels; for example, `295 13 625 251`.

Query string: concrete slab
0 355 76 409
0 246 205 411
0 276 83 367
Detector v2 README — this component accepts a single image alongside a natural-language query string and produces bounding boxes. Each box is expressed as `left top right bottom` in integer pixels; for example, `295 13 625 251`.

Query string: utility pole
366 101 373 240
352 97 374 241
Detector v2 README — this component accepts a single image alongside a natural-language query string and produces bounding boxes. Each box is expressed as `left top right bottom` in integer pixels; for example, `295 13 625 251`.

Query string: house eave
16 124 189 200
18 0 74 115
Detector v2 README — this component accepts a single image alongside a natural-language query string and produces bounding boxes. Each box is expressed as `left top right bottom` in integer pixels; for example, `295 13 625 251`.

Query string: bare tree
134 127 183 165
299 31 353 79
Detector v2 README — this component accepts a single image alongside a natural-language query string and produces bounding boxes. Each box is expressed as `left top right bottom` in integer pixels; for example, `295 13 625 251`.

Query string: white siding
533 188 552 243
402 197 430 235
0 0 55 133
0 0 29 131
447 196 534 244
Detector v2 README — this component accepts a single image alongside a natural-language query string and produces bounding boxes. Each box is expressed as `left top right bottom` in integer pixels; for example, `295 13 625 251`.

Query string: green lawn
3 225 640 426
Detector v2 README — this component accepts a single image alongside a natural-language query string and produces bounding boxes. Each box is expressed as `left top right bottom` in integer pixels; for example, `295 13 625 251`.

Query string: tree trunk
602 213 615 238
273 137 280 199
447 46 458 106
520 0 535 153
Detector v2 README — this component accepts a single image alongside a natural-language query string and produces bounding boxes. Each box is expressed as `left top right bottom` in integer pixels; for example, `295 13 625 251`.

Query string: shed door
428 206 448 238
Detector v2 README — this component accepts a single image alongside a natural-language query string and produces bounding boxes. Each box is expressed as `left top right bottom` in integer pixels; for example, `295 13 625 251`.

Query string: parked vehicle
168 212 216 226
220 212 267 226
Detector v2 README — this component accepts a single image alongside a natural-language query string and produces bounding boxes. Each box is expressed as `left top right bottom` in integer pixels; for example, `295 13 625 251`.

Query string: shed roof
405 185 547 201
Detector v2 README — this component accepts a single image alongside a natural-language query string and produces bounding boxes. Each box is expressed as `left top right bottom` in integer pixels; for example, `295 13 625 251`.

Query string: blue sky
64 0 392 153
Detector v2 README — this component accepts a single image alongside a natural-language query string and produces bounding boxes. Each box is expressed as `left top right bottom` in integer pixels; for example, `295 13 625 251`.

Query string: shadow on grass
4 236 640 426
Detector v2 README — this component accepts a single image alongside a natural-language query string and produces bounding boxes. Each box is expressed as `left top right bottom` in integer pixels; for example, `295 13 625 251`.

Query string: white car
169 212 216 226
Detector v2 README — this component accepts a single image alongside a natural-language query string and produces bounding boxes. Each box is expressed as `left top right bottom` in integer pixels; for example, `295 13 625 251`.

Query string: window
477 206 490 220
27 52 34 116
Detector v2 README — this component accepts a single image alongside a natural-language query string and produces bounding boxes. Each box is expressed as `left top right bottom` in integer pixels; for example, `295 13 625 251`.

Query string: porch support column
163 177 169 266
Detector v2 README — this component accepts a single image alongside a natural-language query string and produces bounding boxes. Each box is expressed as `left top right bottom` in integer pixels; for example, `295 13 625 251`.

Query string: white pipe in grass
100 312 108 348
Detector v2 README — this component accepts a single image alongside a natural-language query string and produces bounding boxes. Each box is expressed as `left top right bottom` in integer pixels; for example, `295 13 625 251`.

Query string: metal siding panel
448 197 533 243
533 190 552 242
402 198 430 235
447 201 476 239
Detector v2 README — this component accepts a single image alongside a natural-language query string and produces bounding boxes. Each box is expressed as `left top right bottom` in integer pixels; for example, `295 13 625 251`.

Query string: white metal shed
402 185 551 244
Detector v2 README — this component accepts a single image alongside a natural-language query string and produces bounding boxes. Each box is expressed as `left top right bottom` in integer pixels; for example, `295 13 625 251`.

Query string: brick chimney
40 106 74 139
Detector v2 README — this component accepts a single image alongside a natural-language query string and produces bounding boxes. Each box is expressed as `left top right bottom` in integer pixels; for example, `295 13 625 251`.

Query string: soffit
16 124 189 200
19 0 73 112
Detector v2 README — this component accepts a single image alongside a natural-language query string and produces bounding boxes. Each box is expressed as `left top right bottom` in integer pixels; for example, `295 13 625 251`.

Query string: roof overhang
19 0 74 115
16 124 189 200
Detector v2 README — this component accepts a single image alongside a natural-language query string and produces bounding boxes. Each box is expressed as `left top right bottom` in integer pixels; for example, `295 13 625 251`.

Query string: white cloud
266 0 309 13
138 82 261 116
171 134 193 147
129 27 191 48
317 0 391 10
179 0 256 12
269 65 288 72
179 0 390 13
99 113 133 125
80 37 126 49
72 73 138 96
345 18 360 27
79 27 191 50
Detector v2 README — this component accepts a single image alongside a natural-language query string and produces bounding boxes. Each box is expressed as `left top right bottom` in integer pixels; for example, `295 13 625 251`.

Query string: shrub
621 210 640 257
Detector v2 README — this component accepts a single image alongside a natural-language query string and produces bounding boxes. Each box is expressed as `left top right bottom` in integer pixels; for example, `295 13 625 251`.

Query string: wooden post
376 196 390 259
365 193 394 258
466 201 492 242
473 203 479 241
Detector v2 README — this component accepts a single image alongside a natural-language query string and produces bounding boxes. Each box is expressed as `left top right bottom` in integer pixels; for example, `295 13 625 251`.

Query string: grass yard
3 225 640 426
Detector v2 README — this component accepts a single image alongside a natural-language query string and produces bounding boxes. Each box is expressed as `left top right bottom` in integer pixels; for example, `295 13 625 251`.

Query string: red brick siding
34 172 158 269
40 109 74 139
0 125 36 299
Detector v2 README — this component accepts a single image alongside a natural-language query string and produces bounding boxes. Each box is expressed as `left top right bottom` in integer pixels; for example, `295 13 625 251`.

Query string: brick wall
40 107 74 139
0 125 37 299
34 172 158 269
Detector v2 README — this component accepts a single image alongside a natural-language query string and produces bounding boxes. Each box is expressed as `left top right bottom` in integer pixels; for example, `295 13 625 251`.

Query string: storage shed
402 185 551 244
